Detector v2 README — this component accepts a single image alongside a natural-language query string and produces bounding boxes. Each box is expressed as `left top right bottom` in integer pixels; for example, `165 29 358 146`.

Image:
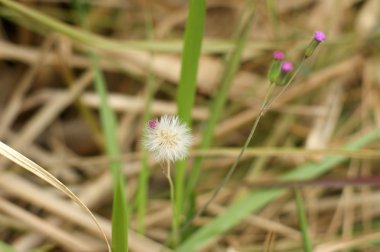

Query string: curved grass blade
0 141 111 252
0 0 221 54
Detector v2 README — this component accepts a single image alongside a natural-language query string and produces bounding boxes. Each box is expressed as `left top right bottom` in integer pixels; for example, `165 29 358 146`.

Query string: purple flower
304 31 326 58
314 31 326 42
281 61 293 73
273 50 285 60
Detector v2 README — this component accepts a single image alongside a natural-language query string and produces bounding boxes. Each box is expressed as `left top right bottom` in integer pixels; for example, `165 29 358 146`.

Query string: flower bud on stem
267 50 285 83
304 31 326 58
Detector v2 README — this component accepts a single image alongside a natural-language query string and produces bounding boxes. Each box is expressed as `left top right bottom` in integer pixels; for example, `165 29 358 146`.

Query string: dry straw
0 141 111 252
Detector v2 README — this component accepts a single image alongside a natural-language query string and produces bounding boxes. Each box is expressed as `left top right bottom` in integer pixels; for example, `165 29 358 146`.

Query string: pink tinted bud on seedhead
148 119 158 129
314 31 326 42
281 61 293 73
273 50 285 60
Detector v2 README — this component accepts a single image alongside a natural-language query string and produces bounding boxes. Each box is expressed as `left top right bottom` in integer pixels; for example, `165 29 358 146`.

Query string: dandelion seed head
144 115 192 162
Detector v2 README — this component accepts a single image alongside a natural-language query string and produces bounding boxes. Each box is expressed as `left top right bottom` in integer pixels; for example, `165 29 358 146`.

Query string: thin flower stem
180 55 308 234
165 160 178 247
181 82 275 232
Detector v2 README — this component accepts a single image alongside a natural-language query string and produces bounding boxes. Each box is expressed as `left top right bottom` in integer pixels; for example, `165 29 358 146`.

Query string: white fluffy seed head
143 115 192 162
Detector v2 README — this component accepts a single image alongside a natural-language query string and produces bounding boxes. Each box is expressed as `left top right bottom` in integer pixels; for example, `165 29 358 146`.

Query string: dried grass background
1 0 380 251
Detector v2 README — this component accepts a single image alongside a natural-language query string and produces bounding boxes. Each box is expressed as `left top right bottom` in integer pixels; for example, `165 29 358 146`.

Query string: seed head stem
165 160 179 247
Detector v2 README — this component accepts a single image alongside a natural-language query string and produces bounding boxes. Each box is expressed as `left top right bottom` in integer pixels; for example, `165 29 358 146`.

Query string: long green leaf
70 1 129 250
174 0 205 243
177 129 380 251
93 56 129 252
136 8 156 234
176 0 205 124
185 1 255 205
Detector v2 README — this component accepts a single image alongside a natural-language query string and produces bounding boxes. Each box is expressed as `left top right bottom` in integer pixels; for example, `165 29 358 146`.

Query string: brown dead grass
1 0 380 251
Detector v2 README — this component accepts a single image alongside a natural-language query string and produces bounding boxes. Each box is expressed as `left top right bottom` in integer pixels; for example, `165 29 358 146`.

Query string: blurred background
0 0 380 251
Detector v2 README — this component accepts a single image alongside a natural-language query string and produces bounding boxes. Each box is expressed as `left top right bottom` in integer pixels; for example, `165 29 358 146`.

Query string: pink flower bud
281 61 293 73
273 50 285 60
305 31 326 58
148 119 158 129
314 31 326 42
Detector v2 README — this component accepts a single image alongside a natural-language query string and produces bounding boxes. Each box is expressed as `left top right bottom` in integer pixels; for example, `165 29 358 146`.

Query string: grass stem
295 188 313 252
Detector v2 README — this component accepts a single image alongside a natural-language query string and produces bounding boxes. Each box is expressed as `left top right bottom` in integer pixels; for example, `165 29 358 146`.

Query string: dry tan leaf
355 0 380 35
305 83 343 149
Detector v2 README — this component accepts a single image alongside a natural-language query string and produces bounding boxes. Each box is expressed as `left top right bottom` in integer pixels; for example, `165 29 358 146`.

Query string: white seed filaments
143 115 192 162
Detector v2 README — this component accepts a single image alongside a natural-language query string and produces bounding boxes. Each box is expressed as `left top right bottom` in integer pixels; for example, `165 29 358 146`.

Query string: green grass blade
176 0 205 124
136 79 155 235
71 2 129 250
177 129 380 252
0 0 103 46
295 188 313 252
0 0 217 54
111 174 128 252
174 0 205 243
136 153 149 233
0 0 273 55
185 2 255 204
266 0 279 37
92 57 129 252
136 8 156 234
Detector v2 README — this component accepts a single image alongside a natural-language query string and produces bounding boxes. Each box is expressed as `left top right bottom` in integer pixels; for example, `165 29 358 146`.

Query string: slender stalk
295 188 313 252
199 82 275 208
182 56 317 232
165 161 178 247
182 57 306 231
181 82 275 232
185 5 255 202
